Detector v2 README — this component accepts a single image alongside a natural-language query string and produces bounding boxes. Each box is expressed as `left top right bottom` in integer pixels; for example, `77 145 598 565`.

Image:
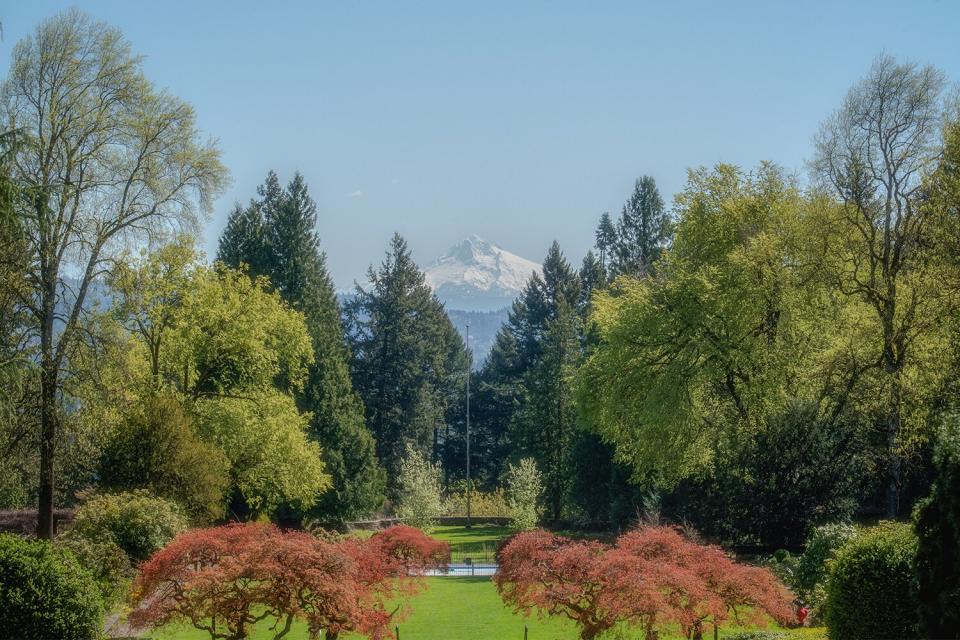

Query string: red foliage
129 523 449 640
495 527 794 640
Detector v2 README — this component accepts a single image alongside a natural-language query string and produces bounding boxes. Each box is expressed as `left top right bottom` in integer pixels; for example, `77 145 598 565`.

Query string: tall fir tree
218 170 385 521
345 233 469 496
594 212 616 273
472 242 583 521
609 176 671 278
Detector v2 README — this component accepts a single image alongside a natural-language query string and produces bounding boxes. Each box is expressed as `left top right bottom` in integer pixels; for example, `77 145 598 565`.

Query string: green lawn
430 524 512 563
149 576 822 640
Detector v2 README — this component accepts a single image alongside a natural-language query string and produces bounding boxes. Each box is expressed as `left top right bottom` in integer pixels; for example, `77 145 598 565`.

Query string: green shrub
824 522 918 640
914 418 960 638
99 393 230 522
57 534 131 607
794 522 857 612
69 489 188 563
504 457 544 530
0 534 104 640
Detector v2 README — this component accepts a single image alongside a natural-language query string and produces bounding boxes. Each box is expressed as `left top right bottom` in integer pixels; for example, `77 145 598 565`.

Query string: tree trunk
36 366 57 538
882 300 903 519
886 373 903 518
36 267 58 539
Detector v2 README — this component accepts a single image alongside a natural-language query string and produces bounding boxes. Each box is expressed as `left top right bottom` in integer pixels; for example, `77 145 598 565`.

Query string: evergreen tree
218 171 385 521
345 234 469 496
594 212 616 273
610 176 670 278
578 250 606 313
472 242 583 521
915 419 960 638
216 201 268 275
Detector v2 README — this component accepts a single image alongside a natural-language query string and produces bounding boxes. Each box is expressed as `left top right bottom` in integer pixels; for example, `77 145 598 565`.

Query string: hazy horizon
3 0 959 288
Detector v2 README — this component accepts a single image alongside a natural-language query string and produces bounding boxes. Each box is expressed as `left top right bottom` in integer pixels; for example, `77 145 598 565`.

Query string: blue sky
2 1 959 288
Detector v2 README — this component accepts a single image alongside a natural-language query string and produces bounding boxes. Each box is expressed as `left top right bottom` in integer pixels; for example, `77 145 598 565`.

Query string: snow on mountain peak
424 236 542 311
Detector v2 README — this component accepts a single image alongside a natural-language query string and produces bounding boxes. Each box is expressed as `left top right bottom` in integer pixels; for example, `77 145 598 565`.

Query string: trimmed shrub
914 418 960 638
824 522 918 640
69 489 188 563
0 534 104 640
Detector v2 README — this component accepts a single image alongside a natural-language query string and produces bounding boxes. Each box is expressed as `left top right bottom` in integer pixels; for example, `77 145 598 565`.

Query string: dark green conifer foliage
218 171 385 521
345 234 469 496
609 176 671 278
915 419 960 638
594 212 616 273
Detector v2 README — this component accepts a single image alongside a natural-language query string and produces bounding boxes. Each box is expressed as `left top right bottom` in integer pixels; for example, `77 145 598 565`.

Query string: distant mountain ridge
423 235 541 312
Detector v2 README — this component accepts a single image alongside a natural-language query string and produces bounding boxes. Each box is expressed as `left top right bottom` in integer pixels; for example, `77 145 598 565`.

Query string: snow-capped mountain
424 235 542 311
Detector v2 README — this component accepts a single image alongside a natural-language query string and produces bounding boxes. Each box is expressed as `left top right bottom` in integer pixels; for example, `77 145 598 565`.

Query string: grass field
430 524 511 563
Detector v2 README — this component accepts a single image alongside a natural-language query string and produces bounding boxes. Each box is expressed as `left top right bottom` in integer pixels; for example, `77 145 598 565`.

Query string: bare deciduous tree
1 9 228 537
813 55 950 516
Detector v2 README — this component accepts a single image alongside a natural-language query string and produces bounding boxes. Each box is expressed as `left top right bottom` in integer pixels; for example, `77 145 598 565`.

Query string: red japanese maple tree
129 523 449 640
495 527 793 640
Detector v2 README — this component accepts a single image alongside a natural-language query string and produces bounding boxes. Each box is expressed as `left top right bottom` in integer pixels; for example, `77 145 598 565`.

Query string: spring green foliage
193 392 329 515
346 234 469 495
914 418 960 638
99 394 230 522
0 534 104 640
68 490 188 564
396 444 445 530
824 523 918 640
107 242 330 516
504 458 544 530
578 164 848 484
218 171 385 522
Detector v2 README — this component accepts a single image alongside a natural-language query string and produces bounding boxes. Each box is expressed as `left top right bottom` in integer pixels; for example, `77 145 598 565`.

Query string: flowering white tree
396 444 443 530
505 458 544 530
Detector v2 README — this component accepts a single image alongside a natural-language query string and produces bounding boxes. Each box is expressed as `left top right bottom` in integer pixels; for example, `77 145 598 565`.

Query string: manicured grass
430 524 512 563
148 576 814 640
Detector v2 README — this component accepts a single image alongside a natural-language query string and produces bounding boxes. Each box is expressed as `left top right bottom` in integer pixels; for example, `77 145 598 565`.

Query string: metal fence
426 562 499 577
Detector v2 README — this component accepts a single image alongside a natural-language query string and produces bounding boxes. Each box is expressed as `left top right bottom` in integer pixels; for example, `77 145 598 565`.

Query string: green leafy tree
346 234 469 495
219 171 385 521
396 444 444 530
576 164 857 484
2 9 227 537
98 394 230 522
108 245 329 517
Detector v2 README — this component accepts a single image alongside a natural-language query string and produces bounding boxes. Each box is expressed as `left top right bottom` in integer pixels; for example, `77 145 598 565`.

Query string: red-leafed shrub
129 523 449 640
618 527 795 638
495 527 793 640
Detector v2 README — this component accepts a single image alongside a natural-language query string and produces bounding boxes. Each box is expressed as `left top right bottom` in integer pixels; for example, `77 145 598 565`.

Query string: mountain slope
424 235 541 312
